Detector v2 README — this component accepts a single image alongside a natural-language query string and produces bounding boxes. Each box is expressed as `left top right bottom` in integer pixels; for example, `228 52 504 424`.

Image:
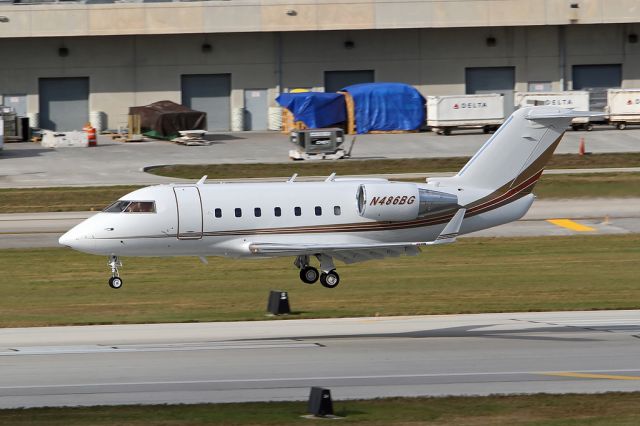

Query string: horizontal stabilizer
524 109 605 120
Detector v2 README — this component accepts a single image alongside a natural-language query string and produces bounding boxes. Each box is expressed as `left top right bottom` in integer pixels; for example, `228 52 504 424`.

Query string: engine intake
357 184 458 222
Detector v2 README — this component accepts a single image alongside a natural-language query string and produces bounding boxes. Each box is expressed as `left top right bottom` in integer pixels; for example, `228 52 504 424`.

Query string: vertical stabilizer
454 107 595 192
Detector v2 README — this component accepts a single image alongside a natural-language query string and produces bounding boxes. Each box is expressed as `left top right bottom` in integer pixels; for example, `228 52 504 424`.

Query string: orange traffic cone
578 137 585 156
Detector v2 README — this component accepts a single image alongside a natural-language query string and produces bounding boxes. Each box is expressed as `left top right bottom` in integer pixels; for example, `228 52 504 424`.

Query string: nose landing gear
108 255 123 289
294 254 340 288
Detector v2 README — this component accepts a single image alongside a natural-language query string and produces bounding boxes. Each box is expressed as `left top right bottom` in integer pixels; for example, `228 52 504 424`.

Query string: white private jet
59 107 596 290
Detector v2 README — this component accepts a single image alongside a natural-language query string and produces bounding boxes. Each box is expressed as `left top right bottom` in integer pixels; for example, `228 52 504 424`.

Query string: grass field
148 153 640 180
2 393 640 425
1 234 639 328
1 172 639 213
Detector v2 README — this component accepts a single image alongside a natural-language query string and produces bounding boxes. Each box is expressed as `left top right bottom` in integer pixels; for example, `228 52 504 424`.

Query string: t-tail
454 107 600 193
428 107 602 232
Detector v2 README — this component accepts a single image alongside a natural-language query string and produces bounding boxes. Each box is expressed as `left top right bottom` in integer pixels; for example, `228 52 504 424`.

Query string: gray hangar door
573 64 622 111
324 70 374 93
39 77 89 131
181 74 231 131
466 67 515 114
244 89 268 131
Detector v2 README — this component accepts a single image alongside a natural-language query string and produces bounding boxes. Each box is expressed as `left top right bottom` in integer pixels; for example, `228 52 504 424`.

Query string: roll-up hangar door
324 70 374 93
572 64 622 111
466 67 515 114
181 74 231 131
39 77 89 131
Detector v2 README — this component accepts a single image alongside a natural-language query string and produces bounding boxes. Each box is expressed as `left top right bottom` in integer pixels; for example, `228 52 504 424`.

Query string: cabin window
214 208 222 218
274 207 282 217
315 206 322 216
334 206 341 216
235 208 242 218
103 200 156 213
254 207 262 217
294 207 302 216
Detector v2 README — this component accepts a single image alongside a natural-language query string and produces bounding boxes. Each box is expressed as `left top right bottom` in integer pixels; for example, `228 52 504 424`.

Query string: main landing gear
108 255 123 289
294 254 340 289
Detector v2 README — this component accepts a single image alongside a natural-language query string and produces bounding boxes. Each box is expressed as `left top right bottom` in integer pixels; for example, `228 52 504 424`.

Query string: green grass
532 172 640 198
2 393 640 425
147 153 640 180
1 234 639 328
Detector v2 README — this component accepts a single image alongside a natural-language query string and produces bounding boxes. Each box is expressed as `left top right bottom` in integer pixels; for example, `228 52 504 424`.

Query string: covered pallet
340 83 425 134
276 92 346 133
129 100 207 140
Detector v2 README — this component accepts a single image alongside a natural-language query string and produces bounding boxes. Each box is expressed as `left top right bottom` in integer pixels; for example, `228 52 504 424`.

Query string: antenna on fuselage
196 175 208 185
287 173 298 183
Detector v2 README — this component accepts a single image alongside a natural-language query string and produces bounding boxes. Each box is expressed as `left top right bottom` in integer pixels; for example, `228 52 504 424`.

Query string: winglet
429 208 466 245
196 175 208 185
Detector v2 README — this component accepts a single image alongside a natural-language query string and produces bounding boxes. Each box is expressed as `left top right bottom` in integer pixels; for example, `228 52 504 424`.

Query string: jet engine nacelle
357 183 459 222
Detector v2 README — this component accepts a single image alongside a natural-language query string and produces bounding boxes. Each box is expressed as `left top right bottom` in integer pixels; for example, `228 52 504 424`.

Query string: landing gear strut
294 254 340 288
108 255 123 289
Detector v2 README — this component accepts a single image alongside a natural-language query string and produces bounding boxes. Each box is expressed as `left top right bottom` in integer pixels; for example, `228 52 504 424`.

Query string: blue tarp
276 92 346 129
341 83 426 134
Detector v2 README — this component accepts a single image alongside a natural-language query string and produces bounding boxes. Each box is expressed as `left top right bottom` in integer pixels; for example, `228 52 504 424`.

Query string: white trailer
426 94 504 135
606 89 640 130
514 91 591 130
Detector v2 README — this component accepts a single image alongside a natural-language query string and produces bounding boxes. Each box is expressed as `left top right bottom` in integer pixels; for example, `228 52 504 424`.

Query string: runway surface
1 310 640 408
2 198 639 249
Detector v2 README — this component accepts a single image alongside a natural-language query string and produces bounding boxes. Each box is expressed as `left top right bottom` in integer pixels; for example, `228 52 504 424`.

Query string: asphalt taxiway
1 310 640 408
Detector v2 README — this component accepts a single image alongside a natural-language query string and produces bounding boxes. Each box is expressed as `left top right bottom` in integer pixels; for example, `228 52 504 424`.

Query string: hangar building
0 0 639 131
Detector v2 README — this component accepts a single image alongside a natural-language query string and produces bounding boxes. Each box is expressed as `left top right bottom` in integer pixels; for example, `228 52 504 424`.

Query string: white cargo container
0 117 4 151
41 130 89 148
514 91 590 129
426 94 504 135
606 89 640 130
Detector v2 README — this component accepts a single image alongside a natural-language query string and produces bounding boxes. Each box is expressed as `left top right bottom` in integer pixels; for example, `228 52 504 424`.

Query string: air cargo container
606 89 640 130
426 94 504 135
514 91 591 130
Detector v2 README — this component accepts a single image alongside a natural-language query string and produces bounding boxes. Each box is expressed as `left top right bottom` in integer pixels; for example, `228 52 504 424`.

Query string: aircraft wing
248 208 466 263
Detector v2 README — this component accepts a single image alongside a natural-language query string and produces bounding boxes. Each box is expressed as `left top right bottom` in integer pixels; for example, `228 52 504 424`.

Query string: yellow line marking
546 219 596 232
543 372 640 381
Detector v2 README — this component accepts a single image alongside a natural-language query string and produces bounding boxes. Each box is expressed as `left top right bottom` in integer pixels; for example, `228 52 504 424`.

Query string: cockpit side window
103 200 156 213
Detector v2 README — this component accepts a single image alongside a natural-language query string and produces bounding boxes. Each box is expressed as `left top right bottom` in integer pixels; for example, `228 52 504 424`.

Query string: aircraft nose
58 224 95 250
58 231 71 247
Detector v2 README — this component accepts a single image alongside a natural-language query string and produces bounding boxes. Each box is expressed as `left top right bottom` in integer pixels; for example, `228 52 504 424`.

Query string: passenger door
173 186 203 240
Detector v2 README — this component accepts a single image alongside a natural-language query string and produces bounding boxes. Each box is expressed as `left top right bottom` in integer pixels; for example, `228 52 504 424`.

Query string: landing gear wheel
320 270 340 289
299 266 319 284
109 276 123 289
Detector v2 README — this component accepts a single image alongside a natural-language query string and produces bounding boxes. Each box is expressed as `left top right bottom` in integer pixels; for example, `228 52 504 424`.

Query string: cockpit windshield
103 200 156 213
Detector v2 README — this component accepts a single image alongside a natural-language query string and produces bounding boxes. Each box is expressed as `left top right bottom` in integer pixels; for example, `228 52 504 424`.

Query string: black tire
299 266 319 284
319 270 340 289
109 276 123 289
617 122 627 130
585 124 594 131
443 128 451 136
571 125 579 131
483 126 490 134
